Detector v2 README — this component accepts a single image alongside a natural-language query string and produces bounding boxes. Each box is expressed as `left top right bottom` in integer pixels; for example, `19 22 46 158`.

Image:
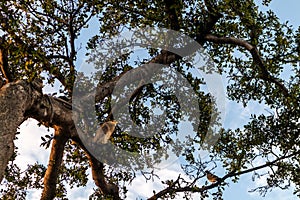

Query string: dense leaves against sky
0 0 299 199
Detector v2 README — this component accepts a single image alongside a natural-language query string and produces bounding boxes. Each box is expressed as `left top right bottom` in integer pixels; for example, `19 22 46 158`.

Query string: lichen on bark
0 81 34 182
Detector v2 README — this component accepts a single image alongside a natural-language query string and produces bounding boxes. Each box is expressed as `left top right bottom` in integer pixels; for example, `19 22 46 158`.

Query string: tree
0 0 299 199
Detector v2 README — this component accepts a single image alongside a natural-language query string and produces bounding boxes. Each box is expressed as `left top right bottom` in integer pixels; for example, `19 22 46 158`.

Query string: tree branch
83 146 120 199
0 80 39 182
0 13 71 91
0 36 11 83
163 0 180 31
195 5 223 45
41 126 69 200
147 151 300 199
93 52 178 103
223 150 300 180
66 135 120 199
147 176 181 200
204 34 290 97
0 78 119 197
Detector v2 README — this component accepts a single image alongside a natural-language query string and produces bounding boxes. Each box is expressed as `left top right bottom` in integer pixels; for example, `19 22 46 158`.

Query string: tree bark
0 81 36 182
41 126 69 200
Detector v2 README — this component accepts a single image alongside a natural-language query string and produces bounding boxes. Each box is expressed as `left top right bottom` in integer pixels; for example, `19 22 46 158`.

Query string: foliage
0 0 299 199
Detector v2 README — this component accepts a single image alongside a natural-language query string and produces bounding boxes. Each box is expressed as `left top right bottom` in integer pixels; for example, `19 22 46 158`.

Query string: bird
93 120 118 144
205 170 221 183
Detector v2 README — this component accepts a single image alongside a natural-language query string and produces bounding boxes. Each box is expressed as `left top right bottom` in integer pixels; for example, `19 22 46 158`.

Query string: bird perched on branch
93 120 118 144
205 170 221 183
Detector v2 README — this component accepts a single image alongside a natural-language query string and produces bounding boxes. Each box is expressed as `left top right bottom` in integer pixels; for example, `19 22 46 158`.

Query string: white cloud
15 119 52 170
126 160 204 200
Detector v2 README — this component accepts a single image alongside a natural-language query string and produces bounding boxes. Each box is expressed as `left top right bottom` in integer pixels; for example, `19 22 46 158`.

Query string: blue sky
224 1 300 200
224 0 300 200
8 0 300 199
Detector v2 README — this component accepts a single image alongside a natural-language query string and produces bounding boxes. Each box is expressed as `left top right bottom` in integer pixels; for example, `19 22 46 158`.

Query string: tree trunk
0 81 34 182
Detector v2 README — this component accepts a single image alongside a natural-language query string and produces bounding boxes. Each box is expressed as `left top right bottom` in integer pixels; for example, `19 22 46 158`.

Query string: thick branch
0 81 38 182
0 79 116 197
25 95 74 130
94 52 177 103
84 149 120 199
0 78 77 184
41 126 69 200
204 34 253 50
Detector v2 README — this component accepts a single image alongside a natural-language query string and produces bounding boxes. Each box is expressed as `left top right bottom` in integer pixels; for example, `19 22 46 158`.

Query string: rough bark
0 81 37 182
0 79 75 184
0 77 122 198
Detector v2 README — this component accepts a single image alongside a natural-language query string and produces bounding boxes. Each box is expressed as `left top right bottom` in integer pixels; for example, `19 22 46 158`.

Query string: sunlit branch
41 126 69 200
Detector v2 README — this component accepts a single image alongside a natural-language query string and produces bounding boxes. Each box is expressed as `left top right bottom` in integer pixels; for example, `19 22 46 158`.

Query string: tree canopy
0 0 299 199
